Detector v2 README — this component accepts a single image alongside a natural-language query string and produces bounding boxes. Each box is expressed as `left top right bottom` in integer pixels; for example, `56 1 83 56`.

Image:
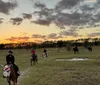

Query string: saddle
31 54 36 59
31 54 38 62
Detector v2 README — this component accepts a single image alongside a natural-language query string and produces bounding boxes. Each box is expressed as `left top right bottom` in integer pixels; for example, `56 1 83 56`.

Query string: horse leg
45 53 48 58
73 50 75 54
30 59 32 66
13 79 17 85
74 51 76 54
35 57 38 64
8 81 11 85
33 60 35 65
7 78 11 85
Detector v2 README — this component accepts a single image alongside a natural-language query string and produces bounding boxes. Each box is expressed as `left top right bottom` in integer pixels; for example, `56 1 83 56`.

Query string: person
31 48 36 55
31 48 38 63
6 50 20 76
43 48 48 57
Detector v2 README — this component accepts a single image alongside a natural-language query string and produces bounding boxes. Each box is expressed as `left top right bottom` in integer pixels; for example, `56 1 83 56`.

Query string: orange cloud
6 36 30 43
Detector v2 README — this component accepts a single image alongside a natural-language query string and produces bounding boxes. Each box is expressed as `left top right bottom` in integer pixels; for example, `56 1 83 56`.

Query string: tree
0 44 4 49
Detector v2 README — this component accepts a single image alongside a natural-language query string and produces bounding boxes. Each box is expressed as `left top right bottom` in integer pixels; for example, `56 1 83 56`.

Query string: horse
87 46 92 52
30 54 38 66
42 52 47 60
2 64 18 85
73 46 79 54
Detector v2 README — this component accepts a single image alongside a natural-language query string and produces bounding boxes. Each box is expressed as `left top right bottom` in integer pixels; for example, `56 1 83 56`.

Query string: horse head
2 64 18 85
2 65 11 78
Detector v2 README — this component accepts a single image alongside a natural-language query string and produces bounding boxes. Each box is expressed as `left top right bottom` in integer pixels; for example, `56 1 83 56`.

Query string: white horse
42 52 48 60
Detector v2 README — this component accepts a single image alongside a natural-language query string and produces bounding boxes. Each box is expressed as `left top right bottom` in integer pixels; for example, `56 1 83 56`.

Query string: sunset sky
0 0 100 43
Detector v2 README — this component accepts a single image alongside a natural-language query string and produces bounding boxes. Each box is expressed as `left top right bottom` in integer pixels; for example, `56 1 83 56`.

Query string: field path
17 67 31 85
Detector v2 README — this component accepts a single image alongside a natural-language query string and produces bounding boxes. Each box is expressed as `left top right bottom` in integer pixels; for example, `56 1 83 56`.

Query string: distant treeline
0 38 100 49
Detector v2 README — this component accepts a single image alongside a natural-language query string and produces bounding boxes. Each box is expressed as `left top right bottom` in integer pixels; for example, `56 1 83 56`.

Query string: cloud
55 0 83 11
96 0 100 4
60 30 79 37
0 18 3 20
0 0 17 14
33 1 84 27
34 2 46 9
32 33 63 40
20 32 28 35
32 2 53 26
0 20 3 24
34 8 53 18
31 31 80 40
31 19 51 26
87 32 100 37
1 0 99 32
32 0 100 29
0 18 3 24
80 4 95 12
23 13 32 19
10 17 23 25
54 12 83 26
6 36 30 42
32 34 46 39
47 33 63 39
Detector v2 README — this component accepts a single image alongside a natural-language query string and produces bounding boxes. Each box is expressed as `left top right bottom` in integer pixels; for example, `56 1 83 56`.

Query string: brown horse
73 46 79 54
30 54 38 66
2 64 18 85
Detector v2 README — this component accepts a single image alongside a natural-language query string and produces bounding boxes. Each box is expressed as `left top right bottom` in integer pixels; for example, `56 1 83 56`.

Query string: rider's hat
8 50 13 53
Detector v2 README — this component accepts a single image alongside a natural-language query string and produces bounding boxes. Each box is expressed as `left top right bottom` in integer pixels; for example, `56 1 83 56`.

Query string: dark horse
73 46 79 54
87 46 92 52
30 54 38 66
2 64 18 85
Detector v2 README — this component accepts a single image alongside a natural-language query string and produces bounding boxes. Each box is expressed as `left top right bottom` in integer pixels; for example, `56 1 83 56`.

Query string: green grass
0 46 100 85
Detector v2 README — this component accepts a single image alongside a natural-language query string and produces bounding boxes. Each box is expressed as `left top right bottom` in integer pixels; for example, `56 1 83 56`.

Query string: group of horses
72 46 92 54
1 47 92 85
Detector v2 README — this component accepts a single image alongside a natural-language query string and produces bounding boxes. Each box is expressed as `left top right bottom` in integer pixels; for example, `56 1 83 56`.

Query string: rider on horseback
43 48 48 57
31 48 38 63
6 50 20 77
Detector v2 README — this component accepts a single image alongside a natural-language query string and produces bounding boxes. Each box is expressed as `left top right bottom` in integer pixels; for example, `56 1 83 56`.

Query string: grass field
0 46 100 85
